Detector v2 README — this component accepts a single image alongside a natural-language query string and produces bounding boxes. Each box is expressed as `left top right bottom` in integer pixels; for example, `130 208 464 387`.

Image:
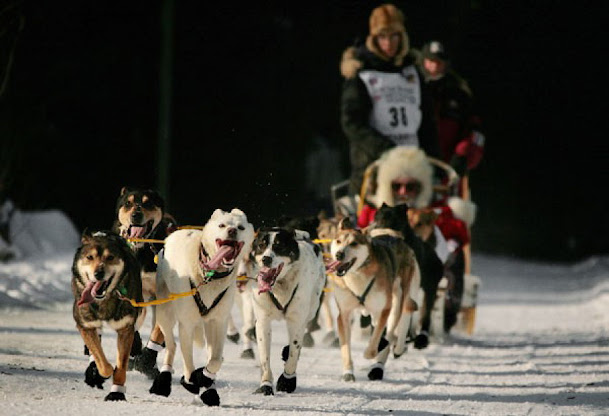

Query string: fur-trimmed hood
368 147 433 209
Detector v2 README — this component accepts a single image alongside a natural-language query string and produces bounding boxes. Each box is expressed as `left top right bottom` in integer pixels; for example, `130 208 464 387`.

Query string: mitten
455 131 485 170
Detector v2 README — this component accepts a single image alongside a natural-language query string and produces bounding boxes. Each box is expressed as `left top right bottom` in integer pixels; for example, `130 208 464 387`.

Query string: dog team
71 181 449 404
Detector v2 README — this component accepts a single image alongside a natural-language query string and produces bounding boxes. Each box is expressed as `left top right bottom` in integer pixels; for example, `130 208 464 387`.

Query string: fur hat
369 147 433 209
365 4 410 65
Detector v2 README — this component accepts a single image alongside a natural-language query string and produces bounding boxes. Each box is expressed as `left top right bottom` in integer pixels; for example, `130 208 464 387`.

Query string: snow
1 212 609 415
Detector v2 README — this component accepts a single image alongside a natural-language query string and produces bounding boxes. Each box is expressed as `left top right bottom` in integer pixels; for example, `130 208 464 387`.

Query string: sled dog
373 203 444 348
250 227 326 395
327 217 420 381
72 230 144 401
149 208 254 406
112 186 177 378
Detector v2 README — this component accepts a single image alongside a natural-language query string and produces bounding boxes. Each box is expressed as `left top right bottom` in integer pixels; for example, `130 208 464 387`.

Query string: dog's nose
335 251 345 261
94 268 105 280
262 256 273 267
131 211 143 224
227 227 237 239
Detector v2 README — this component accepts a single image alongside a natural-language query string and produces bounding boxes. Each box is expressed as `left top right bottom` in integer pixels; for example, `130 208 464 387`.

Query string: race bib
359 66 422 146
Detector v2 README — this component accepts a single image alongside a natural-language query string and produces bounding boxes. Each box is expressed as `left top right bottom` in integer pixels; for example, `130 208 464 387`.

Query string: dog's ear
338 216 354 231
146 189 165 210
120 186 131 196
317 210 328 220
81 228 93 244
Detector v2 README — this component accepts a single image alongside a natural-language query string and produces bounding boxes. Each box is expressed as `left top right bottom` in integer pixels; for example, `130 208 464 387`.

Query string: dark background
0 1 606 262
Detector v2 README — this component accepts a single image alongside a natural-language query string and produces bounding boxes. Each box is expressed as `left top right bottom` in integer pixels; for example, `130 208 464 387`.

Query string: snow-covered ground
2 240 609 415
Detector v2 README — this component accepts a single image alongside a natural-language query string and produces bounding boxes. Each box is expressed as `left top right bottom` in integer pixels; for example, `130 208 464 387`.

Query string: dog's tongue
204 245 235 270
129 226 147 239
77 280 108 306
256 267 275 294
326 260 343 273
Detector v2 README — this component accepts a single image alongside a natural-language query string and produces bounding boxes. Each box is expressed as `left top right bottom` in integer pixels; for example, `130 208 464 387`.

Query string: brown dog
326 217 420 382
72 230 143 401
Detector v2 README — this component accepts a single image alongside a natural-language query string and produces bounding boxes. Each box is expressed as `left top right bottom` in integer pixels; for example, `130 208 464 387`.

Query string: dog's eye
218 223 225 228
124 201 132 209
86 254 94 260
142 201 153 209
336 239 341 244
238 225 245 231
349 242 357 247
106 255 115 261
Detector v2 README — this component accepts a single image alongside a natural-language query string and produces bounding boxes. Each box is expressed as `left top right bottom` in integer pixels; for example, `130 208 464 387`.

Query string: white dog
250 227 326 395
149 208 254 406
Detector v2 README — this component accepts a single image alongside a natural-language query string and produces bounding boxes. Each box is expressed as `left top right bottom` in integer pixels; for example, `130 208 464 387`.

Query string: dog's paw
180 376 200 395
254 384 274 395
149 371 172 397
84 361 109 389
360 314 372 328
307 319 321 333
245 327 257 342
104 392 126 401
281 345 290 362
414 332 429 350
363 346 377 360
342 372 355 382
240 348 255 359
276 373 297 393
302 332 314 348
227 332 240 344
393 345 407 359
377 336 389 352
190 367 215 388
131 347 160 379
130 331 143 357
200 388 220 406
367 365 384 381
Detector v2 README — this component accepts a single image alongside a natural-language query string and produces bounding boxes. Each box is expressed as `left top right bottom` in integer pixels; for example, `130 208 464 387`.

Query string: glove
455 131 485 170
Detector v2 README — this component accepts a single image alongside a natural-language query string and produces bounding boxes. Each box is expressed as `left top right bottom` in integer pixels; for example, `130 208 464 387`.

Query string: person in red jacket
419 40 485 196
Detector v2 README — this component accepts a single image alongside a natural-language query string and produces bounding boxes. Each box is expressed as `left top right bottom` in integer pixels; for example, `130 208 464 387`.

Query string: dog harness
189 280 229 317
268 284 299 313
349 277 376 306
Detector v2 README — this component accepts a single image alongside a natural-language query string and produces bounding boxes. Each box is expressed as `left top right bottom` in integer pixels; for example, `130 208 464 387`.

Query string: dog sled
329 154 481 337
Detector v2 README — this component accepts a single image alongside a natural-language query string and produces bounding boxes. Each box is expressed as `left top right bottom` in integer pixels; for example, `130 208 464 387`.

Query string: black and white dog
250 227 326 395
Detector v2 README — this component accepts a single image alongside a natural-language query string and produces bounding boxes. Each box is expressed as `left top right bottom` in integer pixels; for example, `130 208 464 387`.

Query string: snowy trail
1 254 609 415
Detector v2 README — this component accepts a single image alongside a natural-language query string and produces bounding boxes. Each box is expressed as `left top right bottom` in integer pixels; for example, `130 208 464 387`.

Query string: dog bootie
342 371 355 382
414 331 429 349
104 384 126 401
226 331 240 344
254 382 274 396
302 332 315 348
84 361 109 389
132 345 161 379
240 348 255 359
130 331 143 357
245 326 257 342
276 372 297 393
367 363 384 381
200 386 220 406
149 366 173 397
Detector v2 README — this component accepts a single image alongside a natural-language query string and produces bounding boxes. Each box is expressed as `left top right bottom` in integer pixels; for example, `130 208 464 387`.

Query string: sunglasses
391 181 421 193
